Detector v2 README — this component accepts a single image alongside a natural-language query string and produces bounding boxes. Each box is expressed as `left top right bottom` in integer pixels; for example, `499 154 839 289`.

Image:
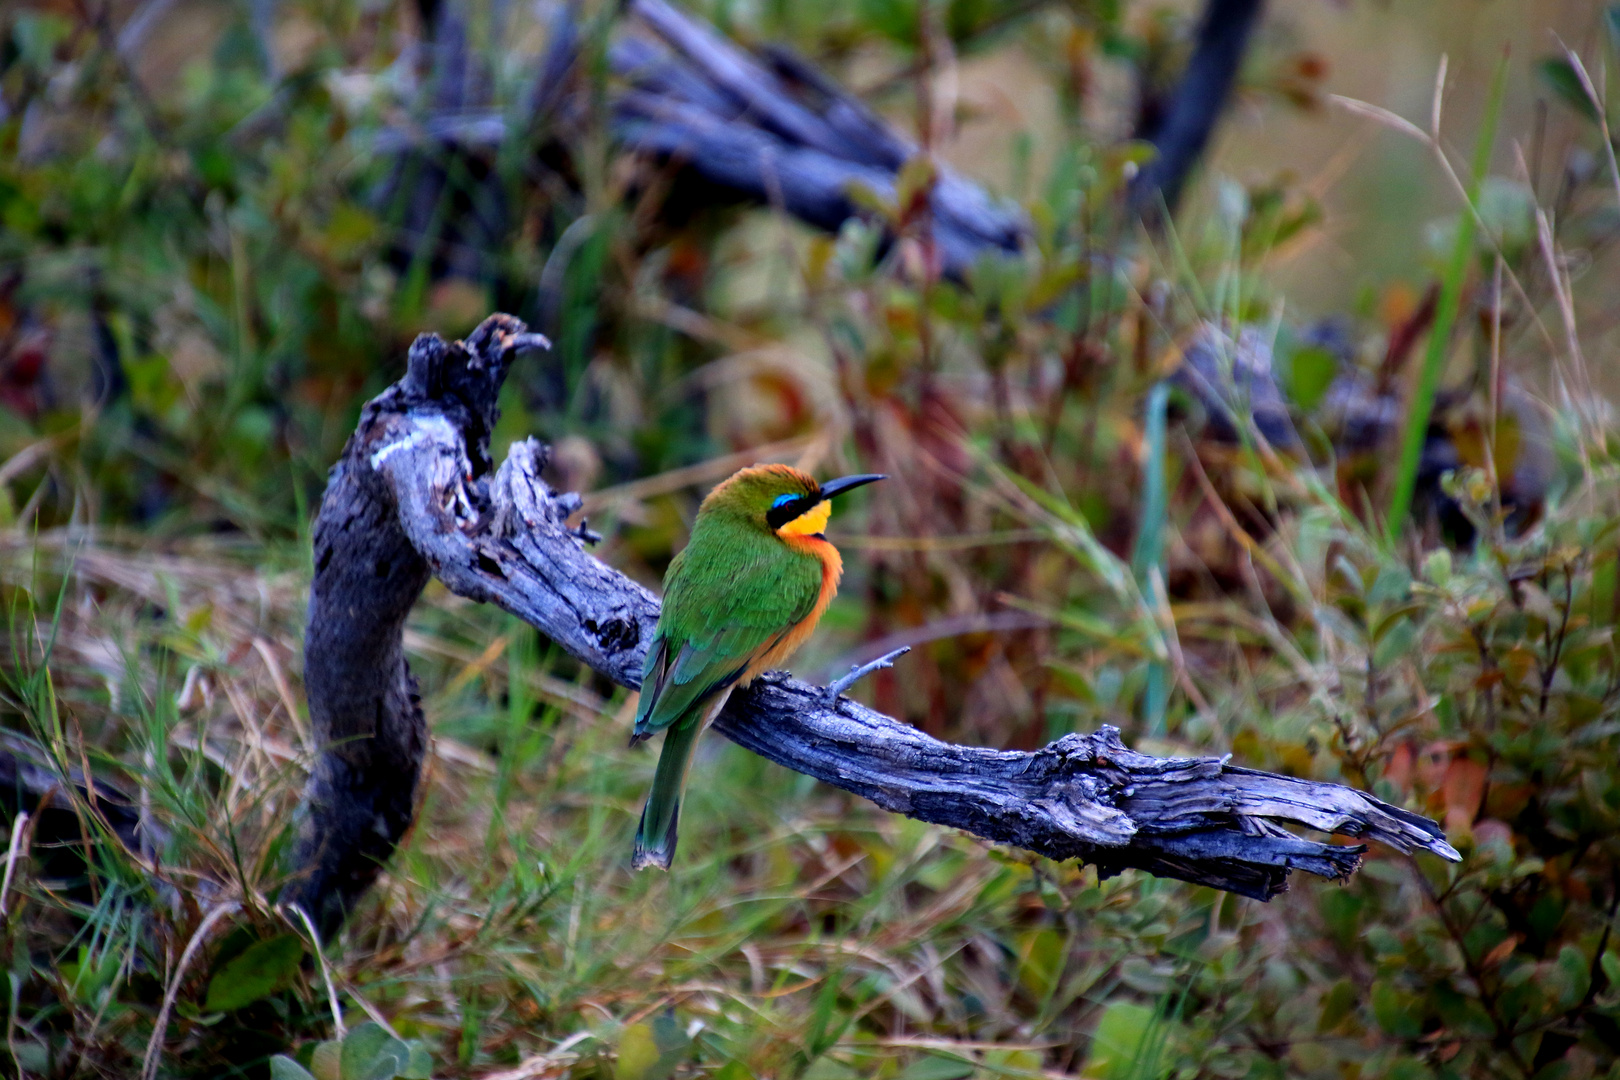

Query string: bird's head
702 464 885 541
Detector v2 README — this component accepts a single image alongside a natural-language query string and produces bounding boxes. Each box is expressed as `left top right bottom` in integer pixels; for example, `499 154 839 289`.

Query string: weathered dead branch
289 313 1458 937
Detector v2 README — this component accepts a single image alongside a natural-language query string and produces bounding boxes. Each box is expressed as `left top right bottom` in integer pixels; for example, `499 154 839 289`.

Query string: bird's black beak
817 474 886 501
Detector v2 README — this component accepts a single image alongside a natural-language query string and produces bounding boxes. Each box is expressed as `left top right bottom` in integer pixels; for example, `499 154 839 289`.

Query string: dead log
373 0 1030 282
288 312 1459 938
1129 0 1266 216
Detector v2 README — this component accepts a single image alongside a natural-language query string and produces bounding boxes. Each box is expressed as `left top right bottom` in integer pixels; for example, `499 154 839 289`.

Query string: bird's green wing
634 528 822 739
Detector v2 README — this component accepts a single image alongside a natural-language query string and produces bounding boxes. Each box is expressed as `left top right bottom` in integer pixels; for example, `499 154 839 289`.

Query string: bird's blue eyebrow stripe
770 493 798 509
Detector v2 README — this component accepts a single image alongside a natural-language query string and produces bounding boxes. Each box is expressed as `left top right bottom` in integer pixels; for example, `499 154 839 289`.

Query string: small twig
481 1031 598 1080
1539 567 1575 719
1430 53 1449 139
1556 37 1620 213
0 434 70 488
253 637 316 758
0 812 28 918
1146 565 1213 718
5 957 19 1080
823 646 911 703
283 903 346 1039
1487 254 1505 546
1411 865 1533 1075
141 899 241 1080
339 978 397 1036
821 613 1047 679
1331 90 1560 363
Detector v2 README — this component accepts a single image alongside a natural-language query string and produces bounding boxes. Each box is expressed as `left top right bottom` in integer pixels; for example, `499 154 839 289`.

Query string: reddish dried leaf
1482 934 1521 968
1443 758 1488 833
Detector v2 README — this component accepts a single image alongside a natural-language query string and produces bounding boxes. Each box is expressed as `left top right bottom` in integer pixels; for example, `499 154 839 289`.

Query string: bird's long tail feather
632 717 704 871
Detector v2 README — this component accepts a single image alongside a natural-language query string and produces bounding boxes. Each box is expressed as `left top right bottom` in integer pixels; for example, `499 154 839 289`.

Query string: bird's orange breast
739 535 843 685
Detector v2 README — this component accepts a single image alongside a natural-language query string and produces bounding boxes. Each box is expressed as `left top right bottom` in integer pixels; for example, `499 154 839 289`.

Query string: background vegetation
2 0 1620 1077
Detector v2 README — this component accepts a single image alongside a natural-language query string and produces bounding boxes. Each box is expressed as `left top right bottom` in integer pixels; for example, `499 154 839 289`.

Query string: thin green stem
1386 53 1509 536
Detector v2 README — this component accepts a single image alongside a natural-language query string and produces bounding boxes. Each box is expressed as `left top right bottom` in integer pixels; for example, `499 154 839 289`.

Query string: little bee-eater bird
630 464 885 870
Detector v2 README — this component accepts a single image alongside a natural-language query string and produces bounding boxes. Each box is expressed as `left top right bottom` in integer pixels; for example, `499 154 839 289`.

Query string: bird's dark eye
766 492 813 529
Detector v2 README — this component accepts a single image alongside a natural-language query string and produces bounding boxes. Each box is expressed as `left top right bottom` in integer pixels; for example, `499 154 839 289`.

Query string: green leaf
1368 566 1413 606
1084 1001 1154 1078
1373 617 1416 668
1133 381 1171 736
9 1040 47 1076
1555 945 1591 1009
271 1056 319 1080
1318 978 1358 1033
895 154 939 212
1287 345 1338 411
1537 58 1601 124
1371 980 1423 1038
594 1013 689 1080
844 180 897 223
400 1043 434 1080
1318 891 1364 948
982 1048 1043 1077
1478 177 1537 254
11 13 73 73
1529 892 1565 941
63 943 122 1006
311 1040 342 1080
858 0 921 46
802 1060 860 1080
340 1022 413 1080
1601 950 1620 987
895 1055 976 1080
616 1023 661 1080
1015 928 1065 1000
1423 548 1453 588
204 934 303 1012
1383 1059 1431 1080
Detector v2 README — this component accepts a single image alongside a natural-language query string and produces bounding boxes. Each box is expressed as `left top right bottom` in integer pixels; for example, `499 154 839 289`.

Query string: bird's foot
821 647 911 706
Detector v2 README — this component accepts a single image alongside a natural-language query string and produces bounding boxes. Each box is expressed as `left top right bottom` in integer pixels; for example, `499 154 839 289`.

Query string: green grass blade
1133 382 1171 735
1386 52 1509 535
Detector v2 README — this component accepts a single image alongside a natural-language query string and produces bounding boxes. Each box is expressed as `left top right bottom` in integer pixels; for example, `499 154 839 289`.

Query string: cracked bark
289 313 1460 938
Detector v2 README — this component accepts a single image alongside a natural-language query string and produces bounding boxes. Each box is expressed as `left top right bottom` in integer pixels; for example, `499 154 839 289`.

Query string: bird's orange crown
701 463 883 541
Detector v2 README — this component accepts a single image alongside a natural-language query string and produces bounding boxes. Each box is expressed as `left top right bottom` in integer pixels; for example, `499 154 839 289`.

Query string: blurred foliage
3 0 1620 1078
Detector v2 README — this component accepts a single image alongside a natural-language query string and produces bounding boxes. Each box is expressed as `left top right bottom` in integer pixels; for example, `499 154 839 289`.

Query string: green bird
630 464 885 870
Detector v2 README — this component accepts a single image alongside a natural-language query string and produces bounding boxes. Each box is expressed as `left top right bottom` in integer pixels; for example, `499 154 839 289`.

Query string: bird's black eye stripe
766 493 816 530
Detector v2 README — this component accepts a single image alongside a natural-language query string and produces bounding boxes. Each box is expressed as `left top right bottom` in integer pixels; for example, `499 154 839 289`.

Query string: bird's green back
634 511 823 737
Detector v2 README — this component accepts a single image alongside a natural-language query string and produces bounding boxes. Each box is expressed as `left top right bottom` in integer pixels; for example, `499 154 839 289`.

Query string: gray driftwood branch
377 0 1029 281
288 312 1459 937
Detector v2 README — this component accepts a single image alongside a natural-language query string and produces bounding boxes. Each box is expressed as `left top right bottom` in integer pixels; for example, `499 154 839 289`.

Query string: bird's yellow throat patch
777 499 832 538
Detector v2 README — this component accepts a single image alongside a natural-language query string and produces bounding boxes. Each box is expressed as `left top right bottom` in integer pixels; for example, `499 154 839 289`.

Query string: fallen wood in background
388 0 1264 269
611 0 1027 276
387 0 1553 538
377 0 1030 279
0 731 153 873
1128 0 1266 216
288 312 1460 938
